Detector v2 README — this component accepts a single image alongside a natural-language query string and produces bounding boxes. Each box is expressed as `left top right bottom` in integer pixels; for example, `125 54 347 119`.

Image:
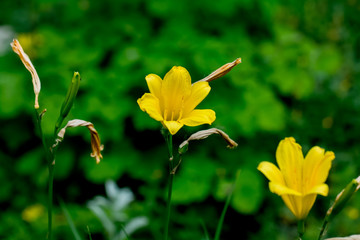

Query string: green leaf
231 168 264 214
172 154 217 204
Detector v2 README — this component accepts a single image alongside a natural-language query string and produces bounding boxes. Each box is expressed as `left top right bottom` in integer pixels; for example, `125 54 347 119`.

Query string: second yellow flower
258 137 335 219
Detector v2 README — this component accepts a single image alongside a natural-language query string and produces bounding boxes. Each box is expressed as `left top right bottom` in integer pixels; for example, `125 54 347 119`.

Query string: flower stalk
162 129 174 240
298 219 305 240
35 109 55 240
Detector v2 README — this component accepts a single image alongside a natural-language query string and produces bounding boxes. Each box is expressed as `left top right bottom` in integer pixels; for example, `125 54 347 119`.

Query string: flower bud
325 176 360 221
195 58 241 84
55 72 81 130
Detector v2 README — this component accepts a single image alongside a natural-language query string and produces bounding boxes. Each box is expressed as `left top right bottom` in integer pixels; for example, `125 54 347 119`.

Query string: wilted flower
137 66 216 135
11 39 41 109
258 137 335 219
54 119 104 164
179 128 238 153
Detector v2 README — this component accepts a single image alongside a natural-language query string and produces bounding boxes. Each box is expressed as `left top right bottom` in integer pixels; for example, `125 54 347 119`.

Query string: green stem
163 131 174 240
87 226 93 240
297 220 305 240
48 162 54 240
35 110 55 240
317 219 328 240
214 188 233 240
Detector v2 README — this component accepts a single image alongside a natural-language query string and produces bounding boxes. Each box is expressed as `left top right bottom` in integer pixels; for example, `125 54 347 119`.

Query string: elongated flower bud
195 58 241 84
11 39 41 109
325 176 360 221
55 72 81 130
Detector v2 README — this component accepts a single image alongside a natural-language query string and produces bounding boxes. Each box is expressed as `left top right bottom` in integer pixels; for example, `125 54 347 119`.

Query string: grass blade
199 219 210 240
214 171 240 240
59 199 82 240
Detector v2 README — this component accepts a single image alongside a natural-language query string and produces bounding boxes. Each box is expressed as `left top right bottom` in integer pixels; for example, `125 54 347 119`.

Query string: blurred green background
1 0 360 239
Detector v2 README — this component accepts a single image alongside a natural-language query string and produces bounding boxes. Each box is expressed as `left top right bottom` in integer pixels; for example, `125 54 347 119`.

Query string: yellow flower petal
180 109 215 126
163 121 183 135
269 182 302 196
137 93 163 121
307 183 329 196
281 195 298 218
257 161 285 185
275 137 304 192
315 151 334 183
183 81 211 116
298 194 317 219
303 146 334 193
161 66 192 120
145 74 162 99
285 195 315 220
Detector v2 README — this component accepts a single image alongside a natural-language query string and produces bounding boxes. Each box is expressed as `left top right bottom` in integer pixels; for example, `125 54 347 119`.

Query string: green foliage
172 153 218 204
1 0 360 239
231 168 264 214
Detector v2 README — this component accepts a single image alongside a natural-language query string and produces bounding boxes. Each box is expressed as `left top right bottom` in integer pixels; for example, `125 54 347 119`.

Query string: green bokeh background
1 0 360 239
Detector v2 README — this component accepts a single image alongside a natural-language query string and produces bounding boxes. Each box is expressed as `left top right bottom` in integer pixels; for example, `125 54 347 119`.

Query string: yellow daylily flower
258 137 335 219
137 66 216 135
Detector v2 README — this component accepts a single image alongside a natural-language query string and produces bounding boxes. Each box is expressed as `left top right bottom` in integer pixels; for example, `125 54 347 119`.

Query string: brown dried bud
54 119 104 164
179 128 238 153
195 58 242 84
11 39 41 109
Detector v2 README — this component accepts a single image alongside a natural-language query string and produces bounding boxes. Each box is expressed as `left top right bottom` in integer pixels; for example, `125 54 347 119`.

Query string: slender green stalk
297 220 305 240
47 163 54 240
317 219 328 240
59 199 82 240
163 130 174 240
87 226 93 240
199 219 210 240
165 173 174 240
35 110 55 240
214 185 233 240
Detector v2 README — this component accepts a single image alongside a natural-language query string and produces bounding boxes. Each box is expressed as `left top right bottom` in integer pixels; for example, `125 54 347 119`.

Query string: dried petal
54 119 104 164
179 128 238 151
11 39 41 109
